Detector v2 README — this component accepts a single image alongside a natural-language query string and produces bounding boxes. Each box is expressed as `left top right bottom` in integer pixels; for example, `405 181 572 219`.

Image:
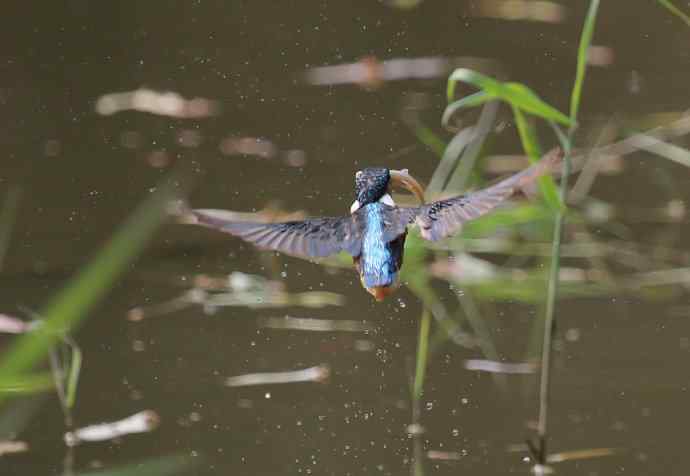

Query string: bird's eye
355 171 363 178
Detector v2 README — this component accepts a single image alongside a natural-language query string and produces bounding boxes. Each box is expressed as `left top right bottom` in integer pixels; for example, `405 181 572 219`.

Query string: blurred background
1 1 690 475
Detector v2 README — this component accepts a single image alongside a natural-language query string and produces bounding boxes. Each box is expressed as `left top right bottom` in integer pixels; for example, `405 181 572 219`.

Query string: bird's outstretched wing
394 148 561 241
187 209 364 258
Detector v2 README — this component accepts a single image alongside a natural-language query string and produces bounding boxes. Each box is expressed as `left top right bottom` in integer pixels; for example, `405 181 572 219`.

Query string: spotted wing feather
394 149 561 241
190 209 363 258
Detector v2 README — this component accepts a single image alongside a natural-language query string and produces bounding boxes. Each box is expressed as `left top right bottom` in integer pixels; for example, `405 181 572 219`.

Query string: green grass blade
512 106 542 159
503 82 572 126
441 91 492 127
411 122 447 158
412 309 432 401
0 174 184 392
64 339 82 409
427 128 475 198
570 0 600 123
447 69 572 126
0 373 54 395
656 0 690 27
512 107 563 211
448 68 505 100
534 0 598 454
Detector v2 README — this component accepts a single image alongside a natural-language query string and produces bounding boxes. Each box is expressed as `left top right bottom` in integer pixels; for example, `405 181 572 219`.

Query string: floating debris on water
128 270 345 321
304 56 500 89
464 359 536 374
64 410 160 447
0 314 35 334
224 365 330 387
219 136 278 159
426 450 464 461
257 316 373 333
0 440 29 456
547 447 618 463
95 88 219 118
406 423 425 436
474 0 566 23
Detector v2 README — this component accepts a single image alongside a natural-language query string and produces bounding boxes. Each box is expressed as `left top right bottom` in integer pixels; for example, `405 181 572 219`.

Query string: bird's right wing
187 209 364 258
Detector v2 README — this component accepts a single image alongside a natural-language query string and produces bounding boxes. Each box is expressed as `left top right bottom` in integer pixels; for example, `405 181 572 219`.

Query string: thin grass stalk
570 0 600 122
536 0 599 465
412 309 432 403
426 127 474 197
656 0 690 27
63 336 82 410
412 437 425 476
456 293 507 391
445 100 499 192
536 155 568 462
410 309 431 476
48 347 72 427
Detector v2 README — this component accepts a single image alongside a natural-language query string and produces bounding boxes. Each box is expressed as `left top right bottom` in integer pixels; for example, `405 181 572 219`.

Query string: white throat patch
349 194 395 214
379 193 395 207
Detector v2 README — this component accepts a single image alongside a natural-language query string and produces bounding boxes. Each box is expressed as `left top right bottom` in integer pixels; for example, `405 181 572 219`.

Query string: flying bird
180 149 560 301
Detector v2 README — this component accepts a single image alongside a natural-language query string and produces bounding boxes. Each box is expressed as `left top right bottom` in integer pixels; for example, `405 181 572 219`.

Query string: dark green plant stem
536 0 599 465
537 142 570 462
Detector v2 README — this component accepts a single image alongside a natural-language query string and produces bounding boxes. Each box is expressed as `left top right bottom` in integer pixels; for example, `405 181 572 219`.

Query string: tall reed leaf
512 107 563 211
441 91 491 127
412 309 431 401
0 174 185 394
656 0 690 27
570 0 600 123
446 69 573 126
535 0 600 465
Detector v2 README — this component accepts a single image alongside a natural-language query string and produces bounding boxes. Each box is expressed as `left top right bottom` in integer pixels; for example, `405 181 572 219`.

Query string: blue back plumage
360 203 397 287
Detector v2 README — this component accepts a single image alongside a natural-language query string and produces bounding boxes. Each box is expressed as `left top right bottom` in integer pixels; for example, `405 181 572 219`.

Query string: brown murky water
2 2 690 475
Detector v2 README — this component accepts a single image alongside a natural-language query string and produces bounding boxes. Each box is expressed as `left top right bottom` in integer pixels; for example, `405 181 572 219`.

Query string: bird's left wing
187 209 363 258
389 148 561 242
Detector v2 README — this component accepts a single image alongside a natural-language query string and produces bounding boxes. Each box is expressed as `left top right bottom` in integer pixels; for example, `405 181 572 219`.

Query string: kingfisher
181 149 560 301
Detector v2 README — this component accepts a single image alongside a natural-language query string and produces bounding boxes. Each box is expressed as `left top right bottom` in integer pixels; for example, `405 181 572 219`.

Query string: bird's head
350 167 426 213
354 167 391 207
